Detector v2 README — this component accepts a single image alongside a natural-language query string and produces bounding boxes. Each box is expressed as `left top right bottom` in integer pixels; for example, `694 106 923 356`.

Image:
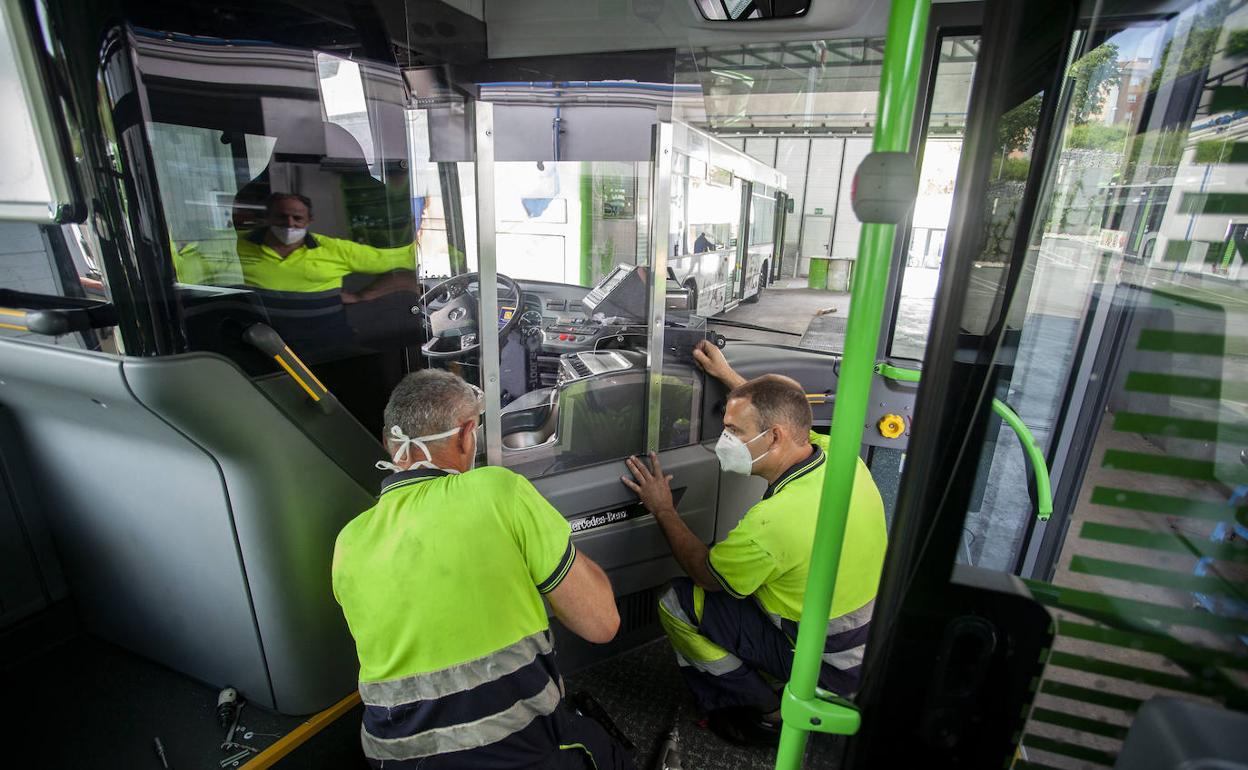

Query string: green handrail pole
774 1 931 767
990 398 1053 520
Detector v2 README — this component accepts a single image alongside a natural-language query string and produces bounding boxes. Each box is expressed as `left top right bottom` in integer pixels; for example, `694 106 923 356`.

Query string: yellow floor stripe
0 322 28 331
243 691 361 769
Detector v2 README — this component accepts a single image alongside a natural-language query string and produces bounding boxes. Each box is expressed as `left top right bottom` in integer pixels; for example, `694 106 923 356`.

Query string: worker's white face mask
715 428 772 475
376 423 472 474
270 226 307 245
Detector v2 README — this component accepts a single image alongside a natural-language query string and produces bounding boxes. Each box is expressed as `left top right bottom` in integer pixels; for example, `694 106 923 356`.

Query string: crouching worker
622 342 887 747
333 370 634 769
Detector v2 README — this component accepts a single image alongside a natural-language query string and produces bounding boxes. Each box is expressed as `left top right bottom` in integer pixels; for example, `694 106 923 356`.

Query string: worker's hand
621 452 676 517
693 340 737 385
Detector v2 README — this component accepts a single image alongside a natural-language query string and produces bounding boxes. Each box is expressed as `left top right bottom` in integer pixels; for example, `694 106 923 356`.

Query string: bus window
0 3 109 352
0 223 116 353
891 35 978 360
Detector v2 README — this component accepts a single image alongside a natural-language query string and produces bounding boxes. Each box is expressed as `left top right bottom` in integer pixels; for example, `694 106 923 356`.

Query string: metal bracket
780 685 862 735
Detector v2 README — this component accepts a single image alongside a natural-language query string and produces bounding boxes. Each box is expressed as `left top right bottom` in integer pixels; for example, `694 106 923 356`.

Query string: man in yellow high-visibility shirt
623 341 887 748
235 192 417 298
173 192 421 355
333 370 636 769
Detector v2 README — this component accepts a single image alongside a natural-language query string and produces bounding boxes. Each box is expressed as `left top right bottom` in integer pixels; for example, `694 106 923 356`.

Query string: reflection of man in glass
235 193 416 299
694 231 717 253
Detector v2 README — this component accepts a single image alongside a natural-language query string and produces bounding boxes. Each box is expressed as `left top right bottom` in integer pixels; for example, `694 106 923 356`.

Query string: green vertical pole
580 162 594 286
773 1 930 768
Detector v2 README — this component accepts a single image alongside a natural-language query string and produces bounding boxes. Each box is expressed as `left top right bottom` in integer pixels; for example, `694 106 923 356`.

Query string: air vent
617 586 660 634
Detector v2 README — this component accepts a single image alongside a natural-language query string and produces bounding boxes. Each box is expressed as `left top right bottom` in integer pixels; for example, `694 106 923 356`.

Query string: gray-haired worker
333 370 634 769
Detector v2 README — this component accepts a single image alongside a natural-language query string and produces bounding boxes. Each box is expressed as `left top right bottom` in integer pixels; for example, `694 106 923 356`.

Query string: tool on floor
652 722 682 770
570 691 635 753
153 736 171 769
219 748 250 768
216 687 239 728
222 700 247 748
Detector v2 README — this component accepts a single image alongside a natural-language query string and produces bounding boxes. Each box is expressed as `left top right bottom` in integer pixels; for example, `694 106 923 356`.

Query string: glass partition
472 79 706 479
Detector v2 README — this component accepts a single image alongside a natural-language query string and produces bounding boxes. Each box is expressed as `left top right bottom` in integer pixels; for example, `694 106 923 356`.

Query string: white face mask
715 428 772 475
270 226 307 245
376 423 472 475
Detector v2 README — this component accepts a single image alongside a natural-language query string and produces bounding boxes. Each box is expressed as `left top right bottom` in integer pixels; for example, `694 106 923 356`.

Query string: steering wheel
414 272 524 360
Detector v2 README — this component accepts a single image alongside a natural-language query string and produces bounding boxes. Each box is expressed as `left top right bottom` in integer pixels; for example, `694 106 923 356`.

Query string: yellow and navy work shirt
332 466 577 766
174 229 415 292
707 432 887 668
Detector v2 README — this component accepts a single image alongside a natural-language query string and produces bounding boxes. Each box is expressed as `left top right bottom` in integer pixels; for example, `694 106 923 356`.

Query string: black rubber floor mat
565 638 845 769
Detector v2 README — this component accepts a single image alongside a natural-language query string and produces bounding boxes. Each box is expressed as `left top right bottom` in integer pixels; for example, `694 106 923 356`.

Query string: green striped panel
1162 240 1198 263
1019 734 1115 766
1103 444 1228 479
1029 578 1248 634
1028 707 1130 740
1057 620 1248 672
1111 412 1248 444
1068 555 1248 599
1136 330 1227 356
1038 680 1142 711
1209 86 1248 114
1122 371 1230 399
1090 486 1237 520
1047 651 1227 696
1180 192 1248 215
1150 285 1236 313
1080 521 1248 564
1193 139 1248 164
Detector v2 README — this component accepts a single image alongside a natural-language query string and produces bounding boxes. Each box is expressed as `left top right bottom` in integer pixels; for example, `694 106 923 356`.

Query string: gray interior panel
0 340 273 704
532 442 719 596
709 343 919 452
703 343 841 436
0 404 68 631
862 358 921 451
715 468 767 542
0 409 60 627
122 353 376 714
253 373 387 490
492 104 658 162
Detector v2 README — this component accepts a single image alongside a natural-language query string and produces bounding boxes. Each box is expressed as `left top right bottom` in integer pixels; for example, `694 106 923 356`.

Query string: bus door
856 0 1248 766
726 178 751 305
773 191 791 282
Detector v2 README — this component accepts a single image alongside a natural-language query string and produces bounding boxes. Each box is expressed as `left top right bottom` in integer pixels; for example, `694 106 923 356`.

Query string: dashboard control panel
541 321 608 352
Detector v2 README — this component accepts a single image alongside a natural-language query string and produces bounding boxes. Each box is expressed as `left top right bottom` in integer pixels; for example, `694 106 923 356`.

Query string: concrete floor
713 279 851 346
715 271 934 358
